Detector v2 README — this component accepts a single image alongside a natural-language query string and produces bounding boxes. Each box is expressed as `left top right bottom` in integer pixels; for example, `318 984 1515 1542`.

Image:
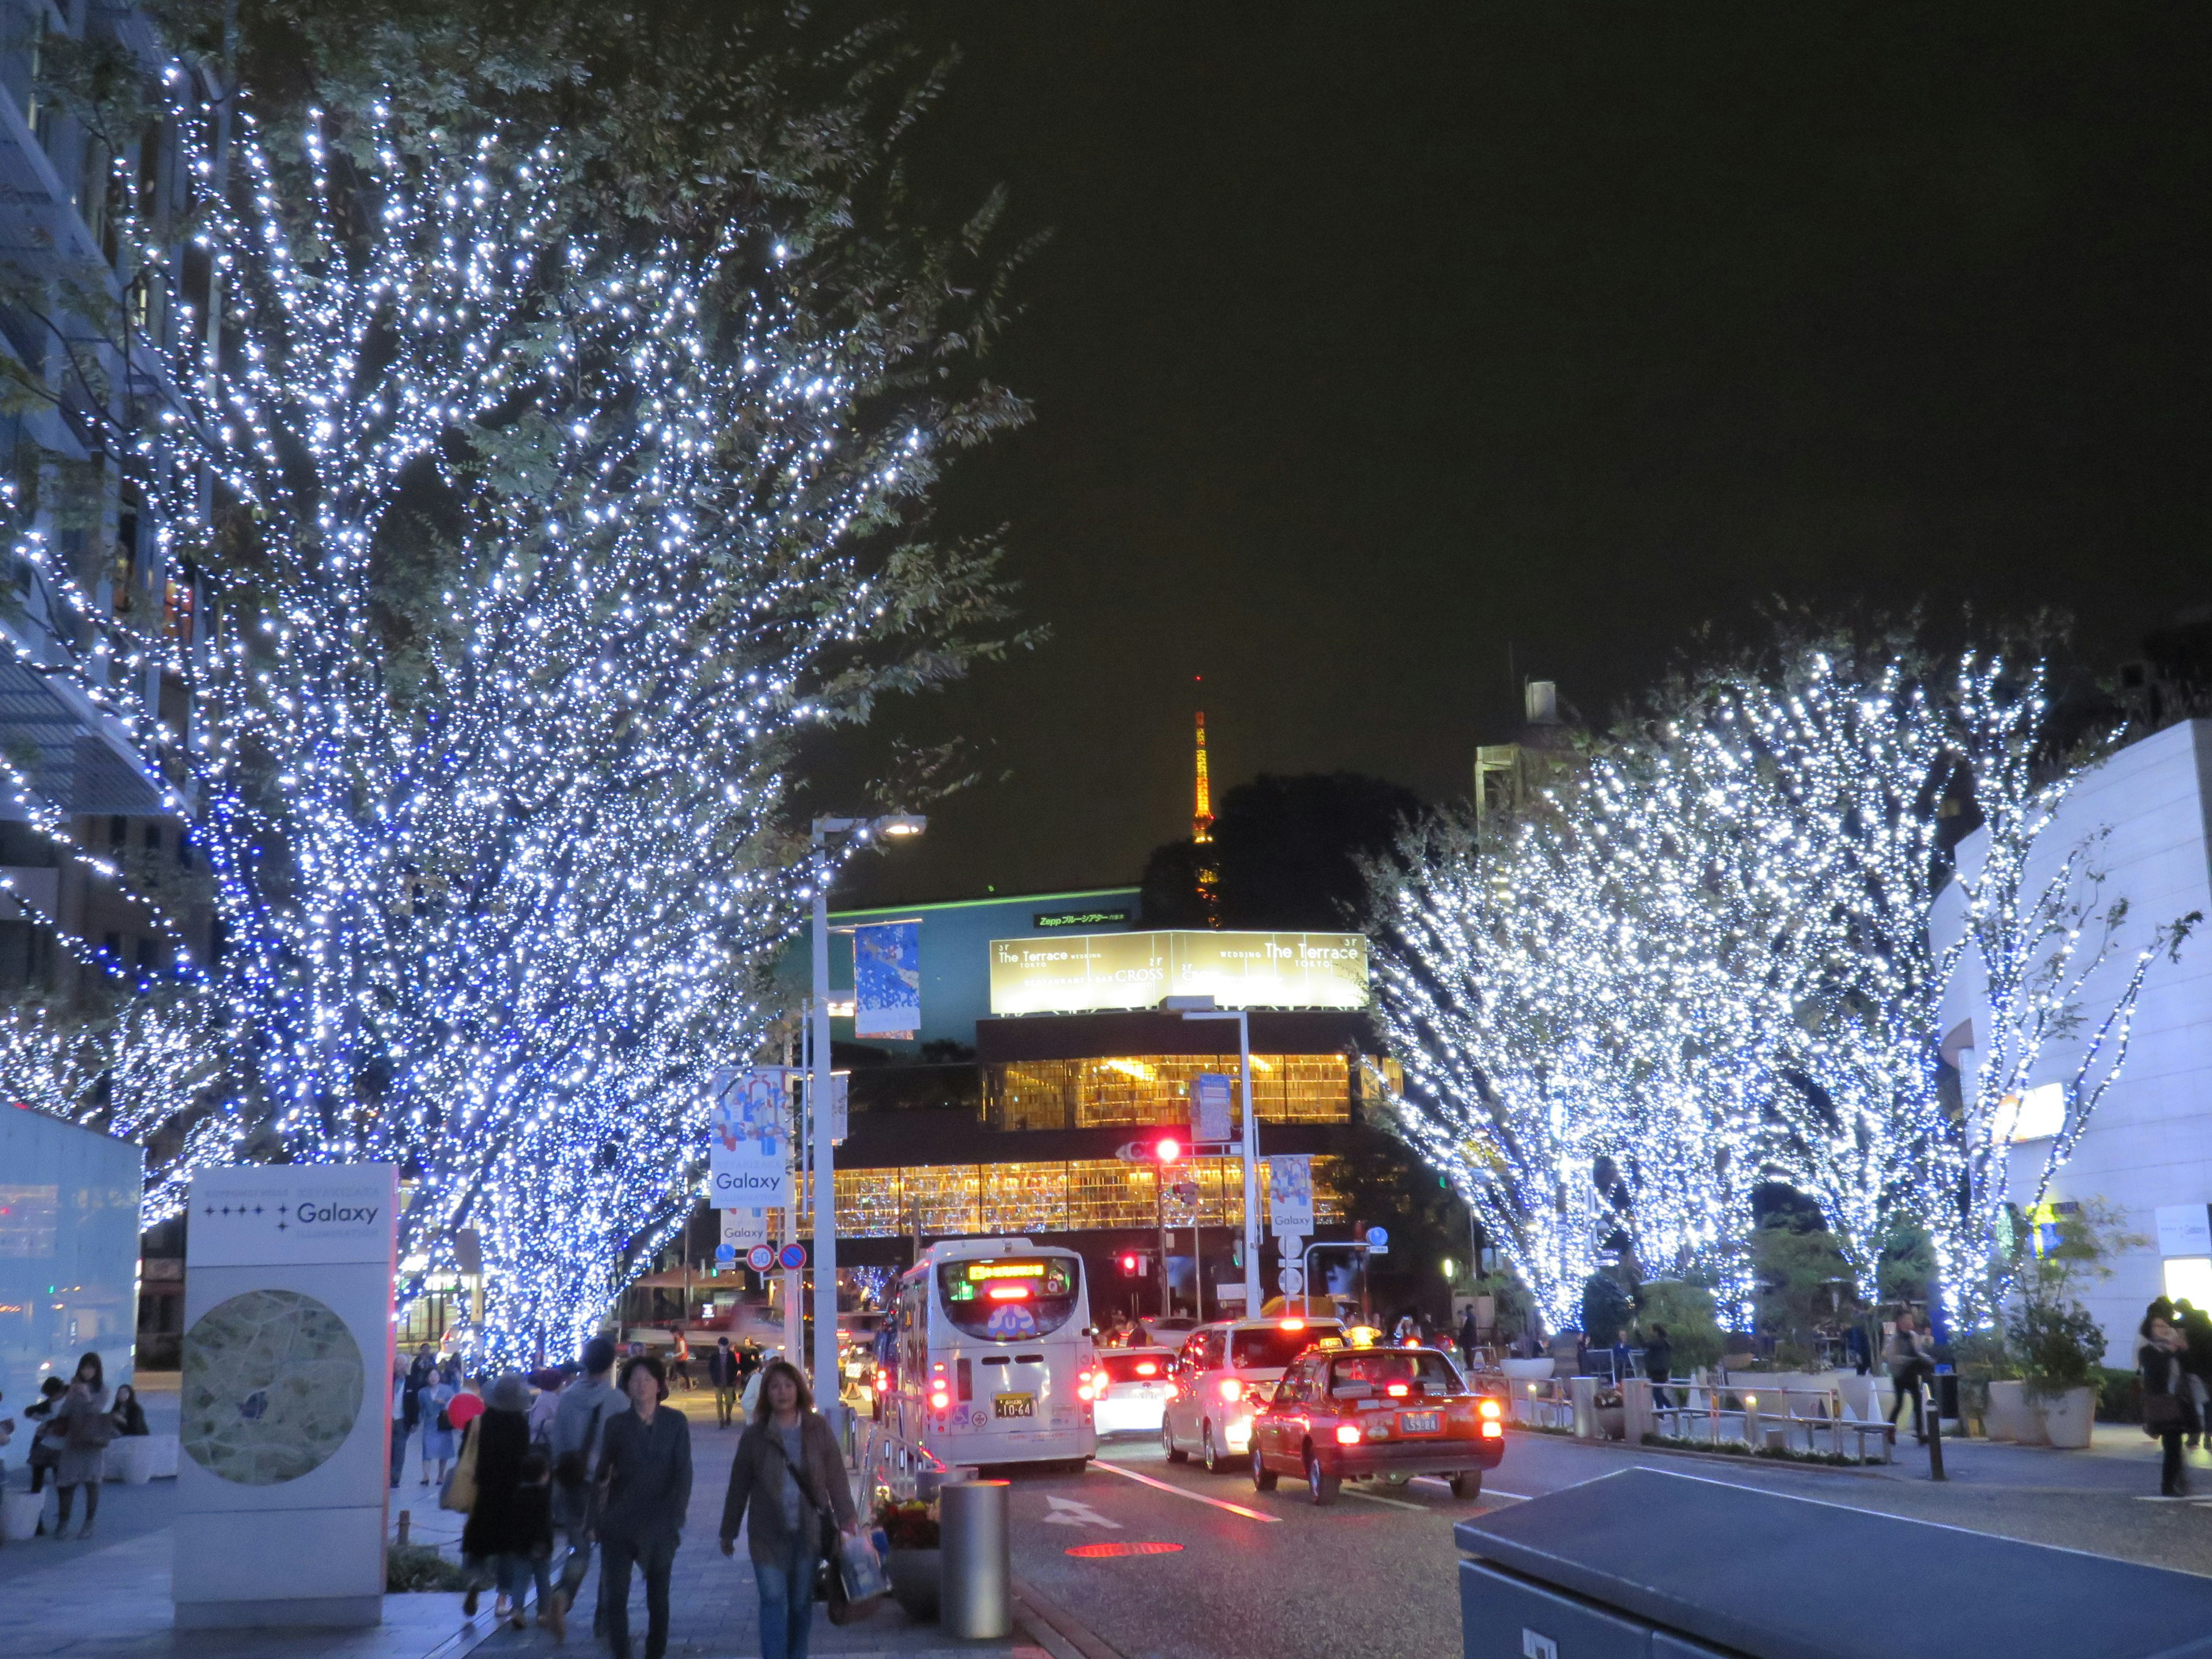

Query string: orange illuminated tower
1191 684 1221 926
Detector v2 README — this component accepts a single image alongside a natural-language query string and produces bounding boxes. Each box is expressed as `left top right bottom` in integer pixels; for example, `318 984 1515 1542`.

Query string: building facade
1934 719 2212 1356
1 1105 143 1406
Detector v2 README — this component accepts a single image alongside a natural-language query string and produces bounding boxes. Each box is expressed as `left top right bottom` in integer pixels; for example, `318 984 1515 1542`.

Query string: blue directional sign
1365 1225 1390 1248
714 1243 736 1263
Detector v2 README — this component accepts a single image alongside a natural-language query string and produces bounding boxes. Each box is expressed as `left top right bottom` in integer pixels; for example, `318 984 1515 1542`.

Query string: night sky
819 3 2212 908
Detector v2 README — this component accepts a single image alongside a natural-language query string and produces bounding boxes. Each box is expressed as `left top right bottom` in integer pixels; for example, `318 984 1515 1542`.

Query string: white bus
888 1237 1098 1472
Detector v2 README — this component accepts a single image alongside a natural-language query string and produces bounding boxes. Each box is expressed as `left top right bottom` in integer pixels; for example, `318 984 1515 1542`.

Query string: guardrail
1478 1371 1896 1462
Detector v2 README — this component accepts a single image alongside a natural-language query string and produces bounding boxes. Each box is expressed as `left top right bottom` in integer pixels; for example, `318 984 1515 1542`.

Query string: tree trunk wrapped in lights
1 33 1022 1361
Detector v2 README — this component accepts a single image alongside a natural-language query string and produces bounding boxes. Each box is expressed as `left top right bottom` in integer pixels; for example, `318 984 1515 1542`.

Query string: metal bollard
940 1479 1011 1639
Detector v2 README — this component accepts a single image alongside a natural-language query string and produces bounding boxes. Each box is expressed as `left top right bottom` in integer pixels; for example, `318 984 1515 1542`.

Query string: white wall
1935 719 2212 1362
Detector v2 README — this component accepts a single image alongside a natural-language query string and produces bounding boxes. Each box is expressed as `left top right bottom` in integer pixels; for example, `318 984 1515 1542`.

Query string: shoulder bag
553 1398 607 1490
759 1423 880 1625
440 1418 480 1512
67 1402 117 1449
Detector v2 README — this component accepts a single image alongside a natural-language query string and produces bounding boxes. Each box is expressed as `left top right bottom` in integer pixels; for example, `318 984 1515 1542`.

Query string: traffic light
1154 1135 1181 1164
1119 1251 1151 1278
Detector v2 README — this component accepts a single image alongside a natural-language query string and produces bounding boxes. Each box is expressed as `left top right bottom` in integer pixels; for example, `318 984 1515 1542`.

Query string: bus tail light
1335 1423 1362 1445
929 1390 949 1411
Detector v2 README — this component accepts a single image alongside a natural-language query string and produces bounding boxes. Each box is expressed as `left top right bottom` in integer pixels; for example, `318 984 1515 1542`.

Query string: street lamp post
809 812 925 1431
1175 1000 1260 1313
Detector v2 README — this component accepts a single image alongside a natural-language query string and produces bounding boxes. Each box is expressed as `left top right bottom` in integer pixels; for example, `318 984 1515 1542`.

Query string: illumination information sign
987 930 1368 1016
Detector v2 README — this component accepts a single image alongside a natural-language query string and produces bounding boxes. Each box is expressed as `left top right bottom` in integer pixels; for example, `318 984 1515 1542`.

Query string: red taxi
1248 1344 1502 1504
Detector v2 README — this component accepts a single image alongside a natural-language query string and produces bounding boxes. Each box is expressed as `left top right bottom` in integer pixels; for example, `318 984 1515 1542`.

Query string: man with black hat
548 1336 623 1633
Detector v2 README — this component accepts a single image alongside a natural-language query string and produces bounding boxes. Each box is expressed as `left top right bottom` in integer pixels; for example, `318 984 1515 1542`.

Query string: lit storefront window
807 1157 1344 1240
982 1054 1351 1131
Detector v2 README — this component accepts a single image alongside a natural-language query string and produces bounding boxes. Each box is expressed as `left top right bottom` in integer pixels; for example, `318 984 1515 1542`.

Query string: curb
1013 1575 1126 1659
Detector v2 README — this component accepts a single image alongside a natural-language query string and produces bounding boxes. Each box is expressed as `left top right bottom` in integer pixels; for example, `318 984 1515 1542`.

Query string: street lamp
1172 997 1261 1314
809 812 925 1428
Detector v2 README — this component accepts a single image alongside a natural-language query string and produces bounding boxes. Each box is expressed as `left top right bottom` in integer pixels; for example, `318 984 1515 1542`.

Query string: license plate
994 1392 1035 1419
1400 1411 1441 1434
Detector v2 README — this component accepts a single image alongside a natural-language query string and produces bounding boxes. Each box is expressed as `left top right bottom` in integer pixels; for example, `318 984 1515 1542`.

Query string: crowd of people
385 1331 842 1659
0 1351 151 1541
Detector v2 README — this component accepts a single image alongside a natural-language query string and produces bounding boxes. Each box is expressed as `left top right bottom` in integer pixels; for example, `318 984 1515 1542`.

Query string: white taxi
1161 1316 1344 1474
1085 1346 1176 1437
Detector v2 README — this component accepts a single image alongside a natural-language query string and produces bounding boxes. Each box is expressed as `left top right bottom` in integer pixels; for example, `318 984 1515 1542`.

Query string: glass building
0 1107 143 1411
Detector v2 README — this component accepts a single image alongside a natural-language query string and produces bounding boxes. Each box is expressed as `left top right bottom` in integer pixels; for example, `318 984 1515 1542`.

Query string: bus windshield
937 1256 1082 1342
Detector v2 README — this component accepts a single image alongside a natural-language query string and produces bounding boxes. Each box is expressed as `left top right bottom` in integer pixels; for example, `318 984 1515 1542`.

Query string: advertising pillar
173 1164 398 1630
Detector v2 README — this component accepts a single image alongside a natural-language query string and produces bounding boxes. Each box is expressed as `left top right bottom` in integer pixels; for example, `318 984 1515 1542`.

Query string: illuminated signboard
1033 907 1133 931
949 1259 1074 1300
988 930 1369 1016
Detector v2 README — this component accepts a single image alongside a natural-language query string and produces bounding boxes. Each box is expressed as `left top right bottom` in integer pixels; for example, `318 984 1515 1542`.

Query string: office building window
982 1054 1351 1130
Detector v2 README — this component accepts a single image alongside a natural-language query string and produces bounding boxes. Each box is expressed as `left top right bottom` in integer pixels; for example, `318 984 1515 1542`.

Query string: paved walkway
1 1379 1054 1659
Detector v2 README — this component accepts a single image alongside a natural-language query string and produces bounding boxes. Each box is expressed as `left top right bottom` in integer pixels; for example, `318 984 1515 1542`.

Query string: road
1005 1427 2212 1659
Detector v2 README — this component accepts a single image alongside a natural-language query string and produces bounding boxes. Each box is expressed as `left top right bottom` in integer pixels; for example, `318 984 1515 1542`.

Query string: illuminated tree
2 36 1021 1359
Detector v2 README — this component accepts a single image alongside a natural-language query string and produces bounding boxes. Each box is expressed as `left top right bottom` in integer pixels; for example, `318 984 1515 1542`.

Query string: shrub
2096 1366 2143 1424
2008 1298 2106 1399
386 1544 464 1593
874 1498 939 1550
1633 1282 1726 1373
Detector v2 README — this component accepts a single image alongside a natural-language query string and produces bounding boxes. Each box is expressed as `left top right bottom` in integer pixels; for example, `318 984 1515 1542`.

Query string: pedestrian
389 1352 413 1488
406 1343 437 1427
24 1376 65 1530
1844 1319 1872 1377
719 1358 860 1659
1642 1324 1674 1410
461 1374 562 1635
2173 1301 2212 1450
419 1368 460 1488
46 1352 114 1540
548 1336 624 1635
596 1354 693 1659
1884 1310 1934 1443
670 1328 692 1391
527 1369 565 1446
2141 1313 2198 1497
740 1350 778 1423
1456 1305 1480 1370
737 1344 762 1387
107 1384 149 1438
711 1338 741 1429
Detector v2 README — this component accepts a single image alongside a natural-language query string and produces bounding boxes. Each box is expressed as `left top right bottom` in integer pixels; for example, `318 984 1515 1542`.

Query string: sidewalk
1 1379 1057 1659
463 1387 1051 1659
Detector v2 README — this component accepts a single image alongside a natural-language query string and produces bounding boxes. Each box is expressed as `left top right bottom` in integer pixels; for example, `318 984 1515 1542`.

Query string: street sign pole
1178 1003 1260 1313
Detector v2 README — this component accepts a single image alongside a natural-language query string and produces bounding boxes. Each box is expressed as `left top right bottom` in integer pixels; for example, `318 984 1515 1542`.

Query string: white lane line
1342 1486 1426 1512
1090 1459 1283 1522
1409 1476 1534 1500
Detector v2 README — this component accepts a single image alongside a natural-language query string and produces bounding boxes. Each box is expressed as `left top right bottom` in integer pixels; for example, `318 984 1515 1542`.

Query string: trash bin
1456 1467 2212 1659
939 1479 1010 1640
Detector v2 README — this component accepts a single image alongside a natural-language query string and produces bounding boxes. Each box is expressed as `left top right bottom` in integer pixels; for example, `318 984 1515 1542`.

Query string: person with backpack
548 1336 623 1633
47 1352 114 1540
24 1377 65 1532
719 1357 859 1659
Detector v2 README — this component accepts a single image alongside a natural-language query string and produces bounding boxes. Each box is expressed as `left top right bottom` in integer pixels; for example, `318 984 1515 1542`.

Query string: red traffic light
1155 1136 1181 1164
1120 1253 1138 1274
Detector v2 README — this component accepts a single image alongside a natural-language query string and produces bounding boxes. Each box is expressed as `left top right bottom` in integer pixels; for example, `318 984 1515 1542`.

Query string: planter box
2 1491 44 1541
146 1434 179 1478
1983 1380 2045 1444
2032 1385 2096 1450
1501 1358 1555 1385
1835 1373 1875 1420
888 1546 940 1621
107 1436 158 1484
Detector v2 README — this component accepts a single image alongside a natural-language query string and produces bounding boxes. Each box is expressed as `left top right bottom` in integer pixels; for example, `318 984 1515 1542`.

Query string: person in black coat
461 1374 554 1627
2141 1314 2198 1498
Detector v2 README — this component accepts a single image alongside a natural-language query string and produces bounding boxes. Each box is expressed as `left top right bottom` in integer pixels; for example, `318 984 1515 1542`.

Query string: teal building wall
0 1108 143 1415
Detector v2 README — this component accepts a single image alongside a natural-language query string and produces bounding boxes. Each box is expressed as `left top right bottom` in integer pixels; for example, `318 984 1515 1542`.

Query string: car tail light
874 1369 888 1394
1482 1421 1503 1440
1280 1317 1305 1331
1218 1378 1244 1403
1335 1423 1362 1445
1093 1370 1110 1391
1479 1398 1502 1421
1386 1383 1410 1398
1136 1361 1158 1376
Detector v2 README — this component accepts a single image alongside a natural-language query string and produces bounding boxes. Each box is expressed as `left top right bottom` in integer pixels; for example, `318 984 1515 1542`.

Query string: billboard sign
987 929 1368 1017
1192 1073 1234 1143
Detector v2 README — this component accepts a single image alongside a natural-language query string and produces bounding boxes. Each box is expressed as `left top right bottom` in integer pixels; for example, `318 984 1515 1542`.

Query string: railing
1479 1370 1896 1463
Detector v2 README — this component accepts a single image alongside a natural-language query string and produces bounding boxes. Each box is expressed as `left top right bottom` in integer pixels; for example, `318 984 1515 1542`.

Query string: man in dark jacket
595 1355 692 1659
1642 1325 1674 1410
709 1339 740 1429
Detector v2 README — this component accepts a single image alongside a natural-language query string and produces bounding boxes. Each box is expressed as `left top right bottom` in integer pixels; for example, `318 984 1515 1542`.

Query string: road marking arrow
1041 1495 1122 1529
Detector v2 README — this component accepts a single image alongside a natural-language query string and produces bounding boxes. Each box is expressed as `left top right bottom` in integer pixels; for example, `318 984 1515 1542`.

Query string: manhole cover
1065 1541 1185 1558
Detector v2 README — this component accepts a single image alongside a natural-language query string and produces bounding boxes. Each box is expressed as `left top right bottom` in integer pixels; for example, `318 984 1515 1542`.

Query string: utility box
1456 1467 2212 1659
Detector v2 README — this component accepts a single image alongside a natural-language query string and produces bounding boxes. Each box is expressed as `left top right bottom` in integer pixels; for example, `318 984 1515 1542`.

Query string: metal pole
1156 1168 1170 1320
1237 1011 1260 1314
940 1480 1011 1639
1922 1377 1946 1480
783 1014 803 1366
810 834 839 1425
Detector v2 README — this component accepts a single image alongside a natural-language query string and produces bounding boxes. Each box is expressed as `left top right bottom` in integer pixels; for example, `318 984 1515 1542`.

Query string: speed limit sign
745 1244 775 1273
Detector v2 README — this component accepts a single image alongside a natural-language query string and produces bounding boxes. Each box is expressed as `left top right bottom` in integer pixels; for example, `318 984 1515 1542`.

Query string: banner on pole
853 921 921 1039
1192 1073 1233 1143
1266 1154 1314 1238
721 1207 771 1249
709 1066 793 1209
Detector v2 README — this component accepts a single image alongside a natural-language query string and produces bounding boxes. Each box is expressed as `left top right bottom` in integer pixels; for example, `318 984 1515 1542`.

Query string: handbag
760 1423 879 1624
2143 1390 2186 1431
440 1418 480 1512
67 1403 116 1449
